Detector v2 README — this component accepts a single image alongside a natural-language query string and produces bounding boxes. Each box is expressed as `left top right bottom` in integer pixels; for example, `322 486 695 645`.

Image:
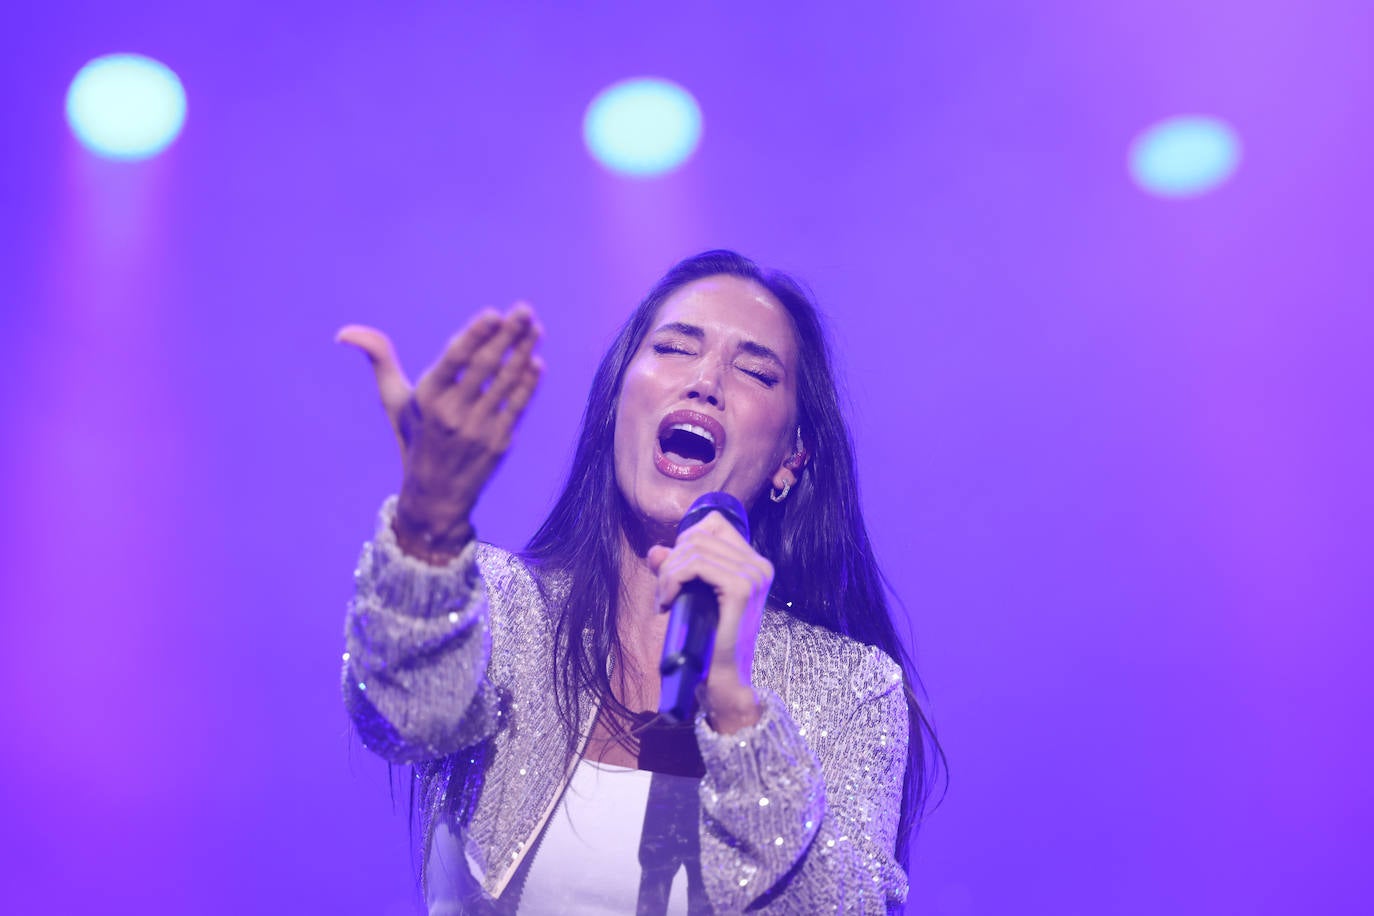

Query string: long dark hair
525 249 944 868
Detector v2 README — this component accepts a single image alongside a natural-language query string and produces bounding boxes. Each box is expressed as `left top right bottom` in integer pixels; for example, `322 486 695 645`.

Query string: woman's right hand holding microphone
337 306 543 564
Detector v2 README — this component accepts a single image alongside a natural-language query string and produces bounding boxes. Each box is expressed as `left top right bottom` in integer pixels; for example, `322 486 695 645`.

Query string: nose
685 361 724 408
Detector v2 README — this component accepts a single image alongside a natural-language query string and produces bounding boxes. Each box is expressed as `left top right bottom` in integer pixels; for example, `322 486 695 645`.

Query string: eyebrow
653 321 786 366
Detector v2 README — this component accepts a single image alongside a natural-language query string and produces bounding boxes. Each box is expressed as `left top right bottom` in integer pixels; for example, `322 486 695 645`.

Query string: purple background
2 3 1370 913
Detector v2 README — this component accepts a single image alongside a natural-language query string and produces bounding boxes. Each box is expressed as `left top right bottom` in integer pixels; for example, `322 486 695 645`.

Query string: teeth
668 423 715 446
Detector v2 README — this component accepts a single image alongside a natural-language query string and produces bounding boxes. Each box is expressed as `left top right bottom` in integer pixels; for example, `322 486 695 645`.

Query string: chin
619 479 697 532
646 489 698 525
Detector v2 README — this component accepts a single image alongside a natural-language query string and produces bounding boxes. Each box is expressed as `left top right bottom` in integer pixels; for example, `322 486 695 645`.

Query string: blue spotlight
66 54 187 161
1129 115 1240 198
583 77 702 178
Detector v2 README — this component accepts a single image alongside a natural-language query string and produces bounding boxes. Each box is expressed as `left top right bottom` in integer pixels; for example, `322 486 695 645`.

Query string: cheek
618 361 675 424
737 399 795 472
613 365 654 465
612 401 636 471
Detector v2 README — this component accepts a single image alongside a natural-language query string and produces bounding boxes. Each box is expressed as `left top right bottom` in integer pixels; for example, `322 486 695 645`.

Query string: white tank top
424 759 708 914
516 759 706 914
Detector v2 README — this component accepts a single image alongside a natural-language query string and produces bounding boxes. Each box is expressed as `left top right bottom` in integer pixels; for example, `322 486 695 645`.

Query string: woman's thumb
337 324 412 418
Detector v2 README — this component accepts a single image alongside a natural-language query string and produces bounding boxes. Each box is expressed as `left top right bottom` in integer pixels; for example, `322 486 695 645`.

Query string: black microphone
658 491 751 724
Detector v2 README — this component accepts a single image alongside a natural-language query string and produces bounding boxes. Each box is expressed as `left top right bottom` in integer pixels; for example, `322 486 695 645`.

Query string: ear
771 427 809 490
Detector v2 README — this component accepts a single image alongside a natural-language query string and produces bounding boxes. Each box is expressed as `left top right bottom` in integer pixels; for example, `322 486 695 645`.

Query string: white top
516 759 705 915
424 759 706 915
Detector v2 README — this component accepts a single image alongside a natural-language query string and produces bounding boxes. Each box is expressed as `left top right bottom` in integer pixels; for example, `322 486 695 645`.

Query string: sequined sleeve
342 497 502 764
695 641 910 914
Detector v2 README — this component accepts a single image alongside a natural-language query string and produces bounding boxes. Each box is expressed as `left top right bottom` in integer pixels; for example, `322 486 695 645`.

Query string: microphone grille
678 491 750 540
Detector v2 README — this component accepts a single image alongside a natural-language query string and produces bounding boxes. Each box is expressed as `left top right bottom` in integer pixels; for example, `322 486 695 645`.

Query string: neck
618 498 676 557
613 522 671 710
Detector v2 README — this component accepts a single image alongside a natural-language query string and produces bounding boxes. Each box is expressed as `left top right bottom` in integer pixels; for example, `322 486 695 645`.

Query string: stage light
1129 115 1240 198
66 53 187 161
583 77 702 178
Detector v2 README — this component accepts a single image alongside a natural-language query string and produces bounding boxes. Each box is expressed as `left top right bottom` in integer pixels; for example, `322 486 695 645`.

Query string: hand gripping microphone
658 491 751 724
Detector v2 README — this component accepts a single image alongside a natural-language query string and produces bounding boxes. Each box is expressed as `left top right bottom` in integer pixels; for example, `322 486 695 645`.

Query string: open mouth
655 410 726 480
660 423 717 465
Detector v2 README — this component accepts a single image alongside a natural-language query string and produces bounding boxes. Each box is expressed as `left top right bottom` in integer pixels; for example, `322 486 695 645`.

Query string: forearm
342 497 500 764
696 666 910 913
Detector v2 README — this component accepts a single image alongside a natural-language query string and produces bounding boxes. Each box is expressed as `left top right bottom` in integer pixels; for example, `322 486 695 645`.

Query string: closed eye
653 342 693 356
740 366 779 387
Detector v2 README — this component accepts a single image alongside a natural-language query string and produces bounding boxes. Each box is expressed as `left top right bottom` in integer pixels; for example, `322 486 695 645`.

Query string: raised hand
337 305 543 563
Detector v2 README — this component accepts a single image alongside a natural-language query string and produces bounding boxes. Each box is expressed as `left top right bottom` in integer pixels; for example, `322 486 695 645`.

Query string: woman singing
339 250 941 913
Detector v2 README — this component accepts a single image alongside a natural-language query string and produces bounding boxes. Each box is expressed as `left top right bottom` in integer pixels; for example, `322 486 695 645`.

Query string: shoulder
756 609 905 705
473 543 570 620
473 541 528 587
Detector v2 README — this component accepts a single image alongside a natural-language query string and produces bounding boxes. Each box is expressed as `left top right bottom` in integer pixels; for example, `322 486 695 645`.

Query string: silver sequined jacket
343 499 910 913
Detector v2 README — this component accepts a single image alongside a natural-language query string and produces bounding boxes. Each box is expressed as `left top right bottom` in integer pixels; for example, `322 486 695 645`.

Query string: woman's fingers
419 309 505 399
336 324 413 422
487 360 542 451
656 551 772 613
653 520 772 611
480 319 542 408
452 305 537 402
646 544 672 574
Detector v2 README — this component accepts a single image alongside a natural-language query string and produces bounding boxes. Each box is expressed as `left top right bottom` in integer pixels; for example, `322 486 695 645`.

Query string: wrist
392 495 474 564
701 675 762 734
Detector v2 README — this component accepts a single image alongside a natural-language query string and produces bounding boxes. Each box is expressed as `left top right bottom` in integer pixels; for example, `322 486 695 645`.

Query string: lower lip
654 449 713 481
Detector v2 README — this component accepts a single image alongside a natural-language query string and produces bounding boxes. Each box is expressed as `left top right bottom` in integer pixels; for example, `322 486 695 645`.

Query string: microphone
658 491 751 724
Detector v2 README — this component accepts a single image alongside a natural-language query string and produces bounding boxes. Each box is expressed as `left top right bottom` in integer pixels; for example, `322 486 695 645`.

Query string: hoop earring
769 482 791 503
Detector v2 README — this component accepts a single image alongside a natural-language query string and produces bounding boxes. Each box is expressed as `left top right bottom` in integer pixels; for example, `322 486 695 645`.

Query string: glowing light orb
583 77 702 177
66 54 187 161
1129 115 1241 198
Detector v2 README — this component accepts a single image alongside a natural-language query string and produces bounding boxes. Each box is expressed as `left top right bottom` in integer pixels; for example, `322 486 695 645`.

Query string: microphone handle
658 579 719 724
656 491 750 724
